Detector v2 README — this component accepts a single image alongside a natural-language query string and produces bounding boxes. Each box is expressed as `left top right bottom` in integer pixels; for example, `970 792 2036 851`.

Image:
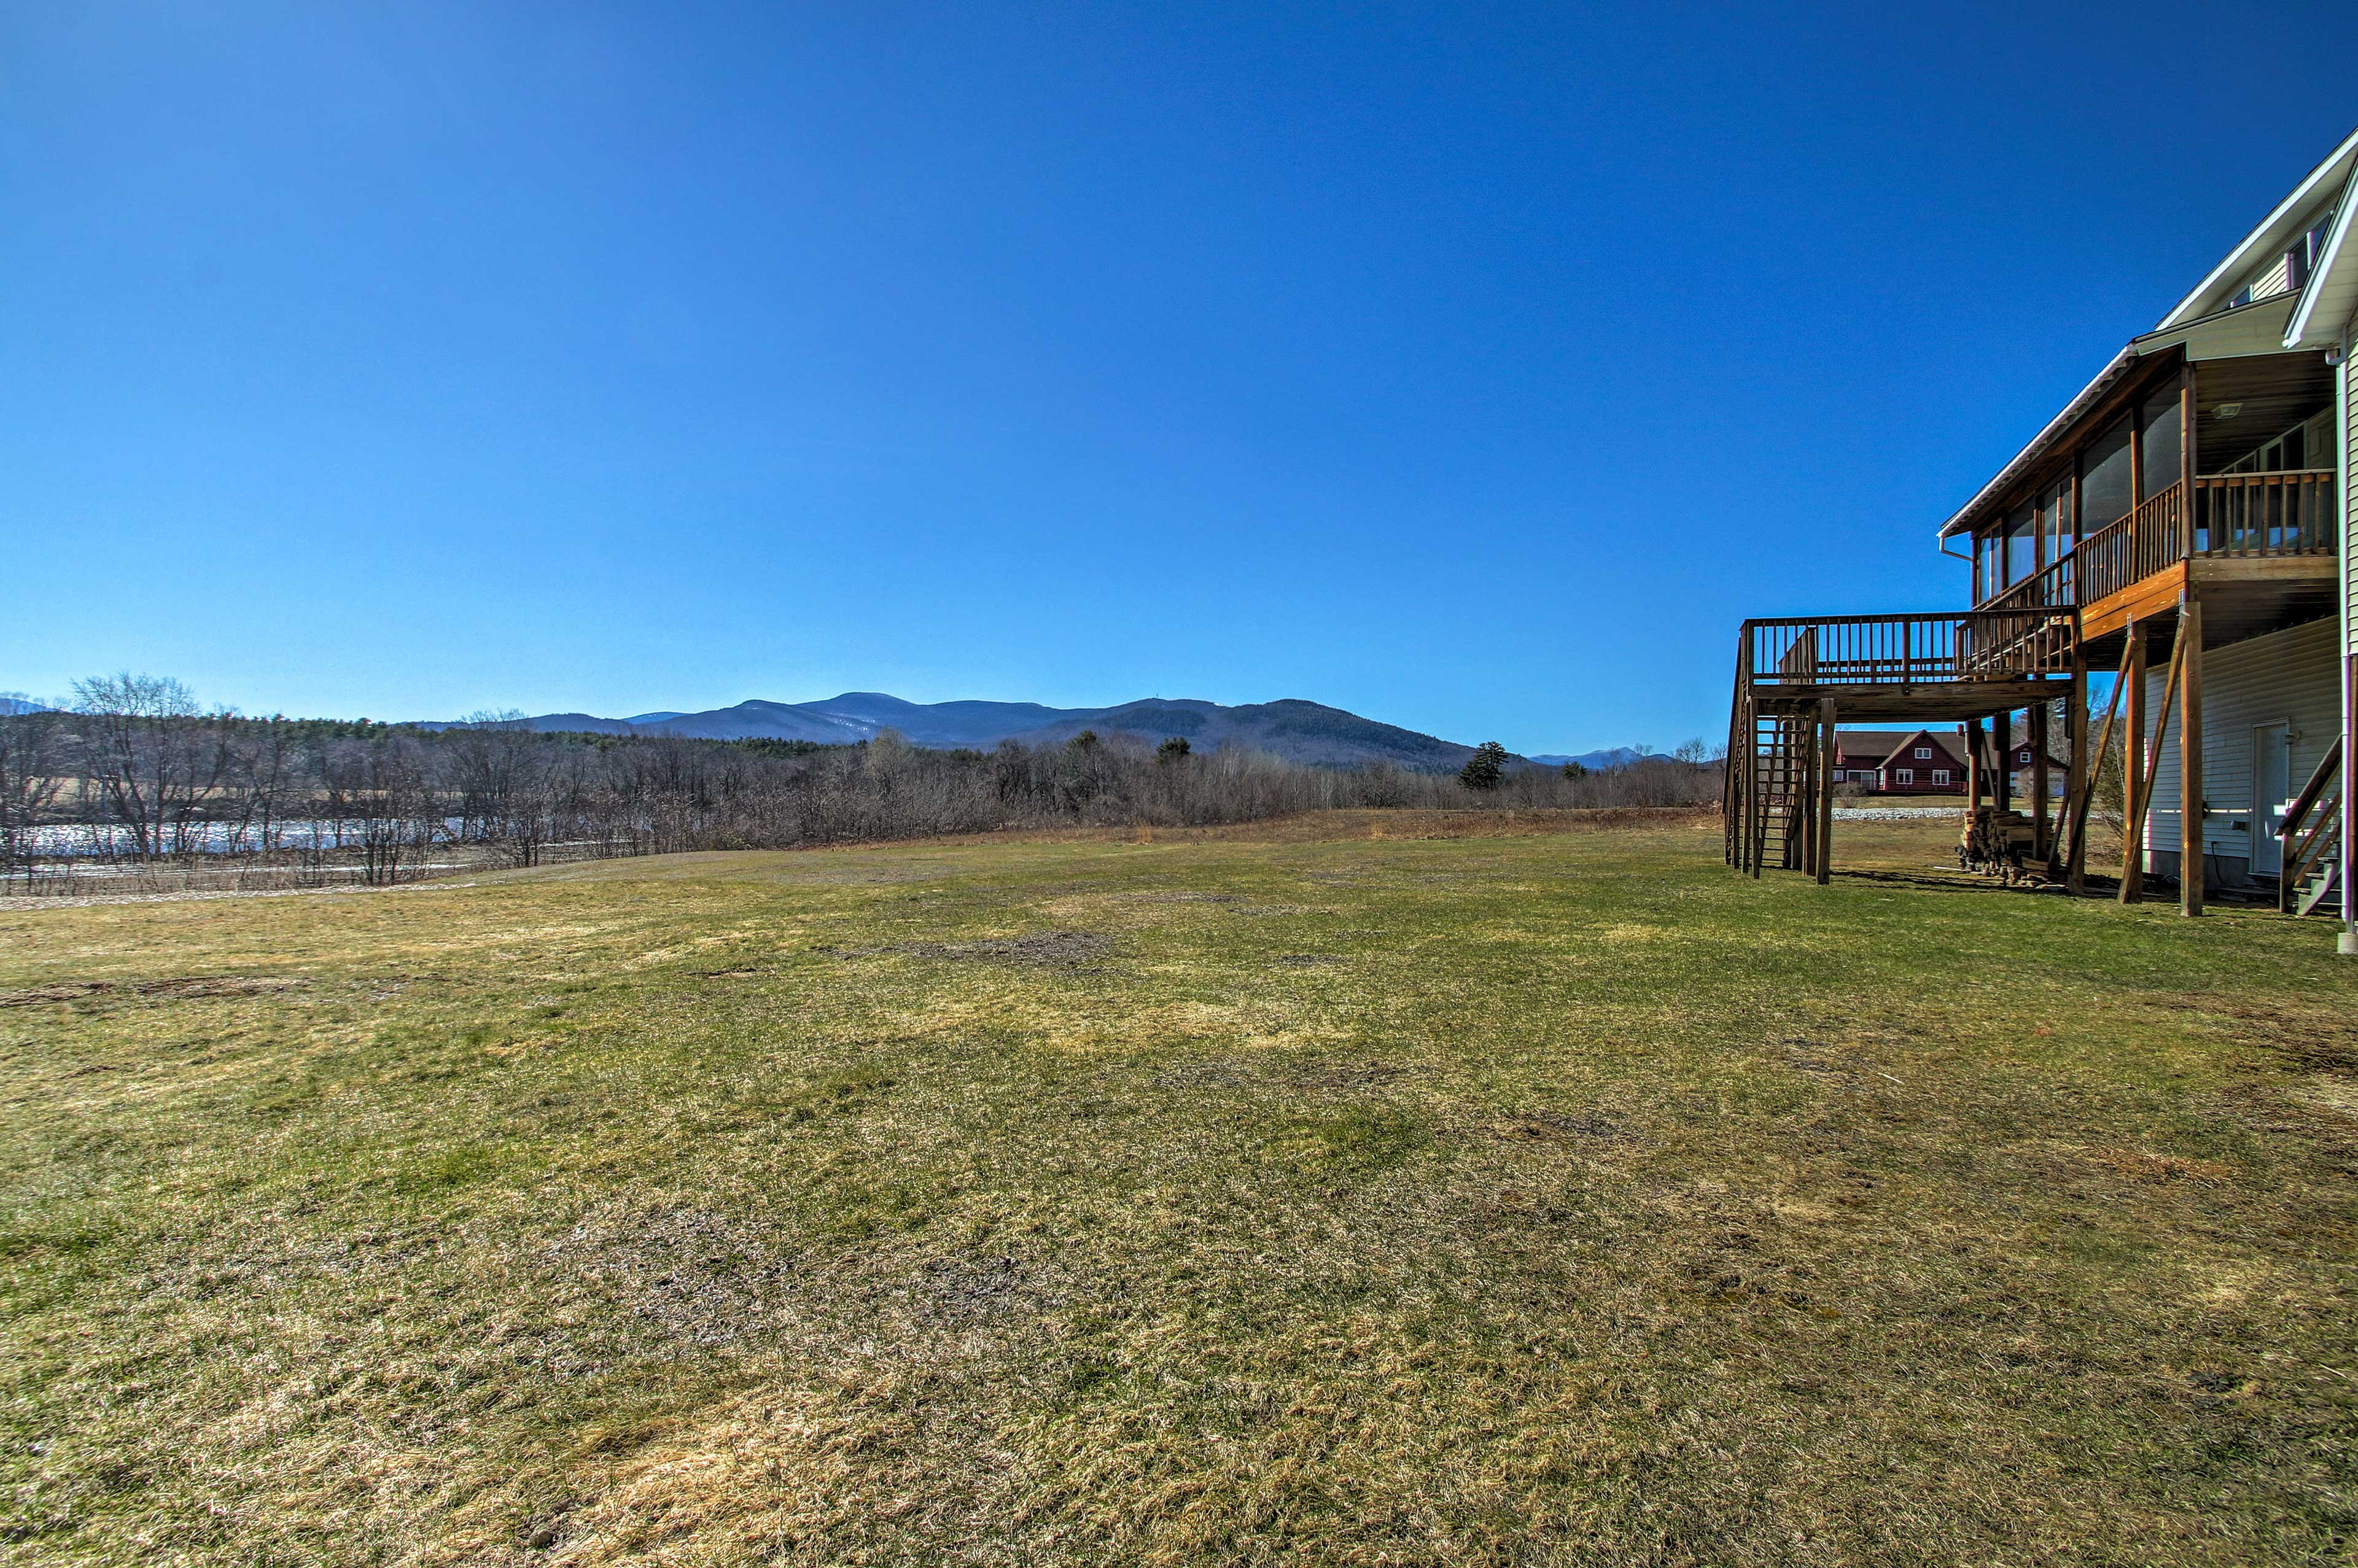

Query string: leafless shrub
0 678 1722 891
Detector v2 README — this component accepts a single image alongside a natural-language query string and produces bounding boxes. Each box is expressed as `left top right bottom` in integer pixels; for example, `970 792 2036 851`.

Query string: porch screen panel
2003 503 2035 586
2081 420 2132 532
2140 392 2182 500
2040 477 2072 572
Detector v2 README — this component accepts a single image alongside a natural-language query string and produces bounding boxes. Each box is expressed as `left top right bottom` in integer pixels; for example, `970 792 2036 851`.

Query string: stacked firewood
1957 806 2039 882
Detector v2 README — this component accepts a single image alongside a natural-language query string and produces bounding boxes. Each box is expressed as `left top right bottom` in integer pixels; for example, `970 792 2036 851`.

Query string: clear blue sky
6 4 2354 753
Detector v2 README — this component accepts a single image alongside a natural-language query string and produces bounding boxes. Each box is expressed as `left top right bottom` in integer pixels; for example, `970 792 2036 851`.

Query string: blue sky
6 4 2354 753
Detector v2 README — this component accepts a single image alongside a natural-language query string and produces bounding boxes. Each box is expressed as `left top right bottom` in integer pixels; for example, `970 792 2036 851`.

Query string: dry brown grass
1 809 2353 1564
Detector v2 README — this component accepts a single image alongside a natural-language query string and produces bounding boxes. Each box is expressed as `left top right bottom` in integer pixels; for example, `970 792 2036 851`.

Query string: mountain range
426 692 1487 770
4 687 1648 774
1527 748 1647 771
415 692 1643 774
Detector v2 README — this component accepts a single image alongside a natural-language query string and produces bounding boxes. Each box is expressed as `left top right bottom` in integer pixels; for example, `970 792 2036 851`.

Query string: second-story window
1914 747 1931 759
2290 212 2335 289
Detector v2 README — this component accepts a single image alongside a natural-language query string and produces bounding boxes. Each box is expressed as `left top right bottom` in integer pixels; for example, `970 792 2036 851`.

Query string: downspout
2341 344 2357 953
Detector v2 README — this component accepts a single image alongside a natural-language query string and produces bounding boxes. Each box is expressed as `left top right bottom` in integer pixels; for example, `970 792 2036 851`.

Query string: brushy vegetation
0 680 1716 891
2 809 2354 1564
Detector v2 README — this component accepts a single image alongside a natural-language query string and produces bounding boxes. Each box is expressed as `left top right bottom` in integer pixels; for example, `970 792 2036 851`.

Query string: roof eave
1934 347 2138 540
2155 125 2358 331
2285 161 2358 349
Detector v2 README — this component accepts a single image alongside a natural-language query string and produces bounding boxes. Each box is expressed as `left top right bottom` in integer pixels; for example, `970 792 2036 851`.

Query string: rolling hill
429 692 1487 771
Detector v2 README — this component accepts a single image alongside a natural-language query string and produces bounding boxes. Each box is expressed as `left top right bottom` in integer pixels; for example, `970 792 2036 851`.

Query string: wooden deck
1725 611 2080 884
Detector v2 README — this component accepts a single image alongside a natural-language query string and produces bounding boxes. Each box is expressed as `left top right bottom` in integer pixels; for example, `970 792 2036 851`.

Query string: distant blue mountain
1525 747 1646 772
422 692 1487 771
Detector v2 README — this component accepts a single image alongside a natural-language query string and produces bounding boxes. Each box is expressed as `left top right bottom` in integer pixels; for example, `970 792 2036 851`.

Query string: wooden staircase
1751 712 1812 871
2277 735 2344 918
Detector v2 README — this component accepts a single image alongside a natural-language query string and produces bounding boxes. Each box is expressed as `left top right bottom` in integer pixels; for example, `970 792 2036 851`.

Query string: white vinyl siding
2143 617 2340 865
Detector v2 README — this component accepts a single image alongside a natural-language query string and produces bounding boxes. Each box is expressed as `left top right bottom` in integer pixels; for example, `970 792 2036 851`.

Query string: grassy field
2 808 2354 1566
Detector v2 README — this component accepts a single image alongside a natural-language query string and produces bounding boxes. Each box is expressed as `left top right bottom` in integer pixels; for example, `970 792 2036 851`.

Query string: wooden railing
2076 483 2185 605
2196 469 2337 557
1745 610 2076 689
1977 470 2335 614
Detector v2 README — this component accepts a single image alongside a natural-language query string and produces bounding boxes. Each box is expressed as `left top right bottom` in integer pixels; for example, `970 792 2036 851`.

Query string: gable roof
2156 126 2358 331
2286 157 2358 350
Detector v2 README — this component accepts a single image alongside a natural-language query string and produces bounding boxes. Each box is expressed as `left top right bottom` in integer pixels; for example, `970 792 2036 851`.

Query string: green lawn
2 812 2354 1565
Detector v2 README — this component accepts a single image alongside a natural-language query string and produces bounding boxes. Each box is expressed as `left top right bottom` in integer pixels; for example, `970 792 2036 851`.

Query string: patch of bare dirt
1481 1110 1624 1142
2179 996 2358 1075
0 975 305 1007
547 1204 795 1347
827 931 1113 970
1107 891 1242 904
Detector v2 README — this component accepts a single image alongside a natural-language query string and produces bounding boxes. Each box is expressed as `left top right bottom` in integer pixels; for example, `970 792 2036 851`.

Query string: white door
2252 721 2292 875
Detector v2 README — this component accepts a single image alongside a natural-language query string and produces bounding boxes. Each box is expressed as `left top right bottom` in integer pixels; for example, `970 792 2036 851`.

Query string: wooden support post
2121 619 2146 902
1993 708 2013 814
2181 593 2204 917
2031 702 2052 865
2067 638 2131 888
1966 716 1985 810
2065 645 2088 890
1816 699 1837 885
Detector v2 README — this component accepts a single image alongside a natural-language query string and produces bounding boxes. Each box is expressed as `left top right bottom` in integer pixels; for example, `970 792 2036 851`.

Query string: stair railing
2276 734 2344 915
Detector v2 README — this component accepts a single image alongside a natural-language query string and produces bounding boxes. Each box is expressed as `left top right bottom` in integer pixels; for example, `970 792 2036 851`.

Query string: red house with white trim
1832 728 1969 794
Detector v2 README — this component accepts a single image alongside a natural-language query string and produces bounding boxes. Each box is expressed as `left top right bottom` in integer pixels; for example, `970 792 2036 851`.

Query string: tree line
0 675 1722 889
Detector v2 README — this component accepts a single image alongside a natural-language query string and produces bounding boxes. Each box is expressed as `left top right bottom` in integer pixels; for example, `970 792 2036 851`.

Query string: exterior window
2230 284 2254 308
1896 769 1915 785
1933 770 1951 786
1914 747 1931 759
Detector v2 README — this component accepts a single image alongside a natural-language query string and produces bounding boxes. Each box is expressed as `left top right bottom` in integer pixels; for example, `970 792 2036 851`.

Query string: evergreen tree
1459 741 1509 791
